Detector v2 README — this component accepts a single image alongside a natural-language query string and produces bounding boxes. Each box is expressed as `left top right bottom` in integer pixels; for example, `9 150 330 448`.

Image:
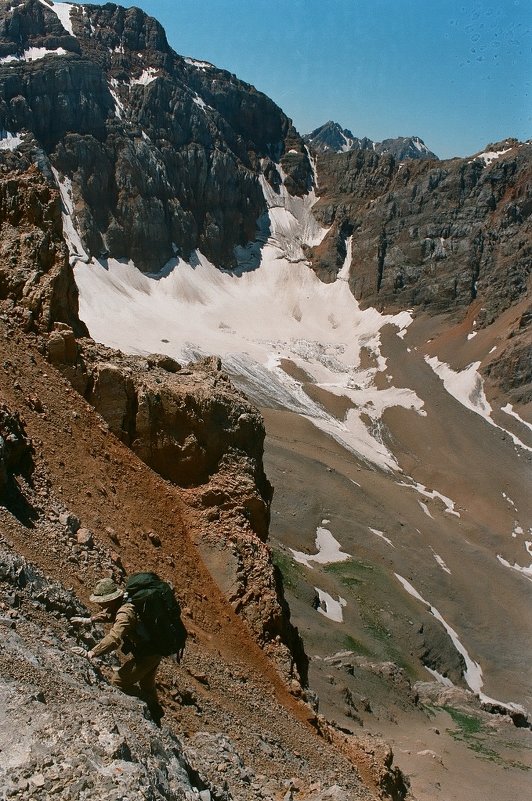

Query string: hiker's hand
90 611 108 622
70 616 92 626
71 646 94 660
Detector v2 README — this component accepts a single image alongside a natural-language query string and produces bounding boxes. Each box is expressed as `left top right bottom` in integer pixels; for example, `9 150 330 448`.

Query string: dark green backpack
125 572 187 660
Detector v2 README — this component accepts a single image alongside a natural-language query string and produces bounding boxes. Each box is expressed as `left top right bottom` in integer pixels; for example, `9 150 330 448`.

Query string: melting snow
108 79 125 118
0 130 23 150
425 667 454 687
290 526 350 568
314 588 346 623
398 480 460 517
430 548 451 574
497 554 532 583
418 501 433 519
131 68 158 86
474 147 512 166
45 1 75 36
395 574 524 712
0 47 68 63
51 168 89 263
502 492 516 508
368 527 394 547
184 57 213 70
502 403 532 433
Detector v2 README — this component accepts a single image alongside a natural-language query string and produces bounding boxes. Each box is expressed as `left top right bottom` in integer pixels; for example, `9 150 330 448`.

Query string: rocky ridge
304 123 438 161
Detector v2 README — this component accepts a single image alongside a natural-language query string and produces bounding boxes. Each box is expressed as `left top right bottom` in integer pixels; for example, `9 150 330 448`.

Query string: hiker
72 577 164 721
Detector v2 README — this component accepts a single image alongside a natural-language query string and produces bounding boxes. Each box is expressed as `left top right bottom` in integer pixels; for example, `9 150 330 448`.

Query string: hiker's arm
91 605 135 657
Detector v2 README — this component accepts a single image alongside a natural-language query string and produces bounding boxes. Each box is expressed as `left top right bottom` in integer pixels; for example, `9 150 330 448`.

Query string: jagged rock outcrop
305 121 438 161
0 0 312 271
0 160 86 333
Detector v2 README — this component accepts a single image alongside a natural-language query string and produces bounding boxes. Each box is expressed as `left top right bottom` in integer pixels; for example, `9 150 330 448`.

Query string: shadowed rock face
310 142 531 324
0 0 311 271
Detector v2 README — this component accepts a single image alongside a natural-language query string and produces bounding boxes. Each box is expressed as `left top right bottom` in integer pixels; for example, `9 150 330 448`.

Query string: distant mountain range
304 120 438 160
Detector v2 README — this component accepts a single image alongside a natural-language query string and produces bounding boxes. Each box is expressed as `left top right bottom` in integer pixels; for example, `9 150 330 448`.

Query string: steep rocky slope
0 317 410 801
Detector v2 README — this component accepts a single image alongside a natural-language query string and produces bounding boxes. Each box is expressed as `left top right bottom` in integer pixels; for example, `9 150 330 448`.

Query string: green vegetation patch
271 547 301 590
443 706 483 735
343 634 373 657
324 558 374 589
442 706 531 770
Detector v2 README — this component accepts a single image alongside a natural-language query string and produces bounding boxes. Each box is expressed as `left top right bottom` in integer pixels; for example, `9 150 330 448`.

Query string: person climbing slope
72 577 163 722
72 573 187 725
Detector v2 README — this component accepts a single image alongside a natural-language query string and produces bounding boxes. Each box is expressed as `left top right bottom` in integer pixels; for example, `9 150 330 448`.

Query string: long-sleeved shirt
91 602 139 657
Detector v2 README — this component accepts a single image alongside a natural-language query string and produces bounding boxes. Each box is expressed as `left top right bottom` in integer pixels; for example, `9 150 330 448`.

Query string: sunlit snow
0 47 68 62
398 480 460 517
131 68 158 86
368 527 394 547
497 554 532 583
430 548 451 575
40 1 75 36
425 356 532 453
74 162 425 471
290 526 350 568
0 130 23 150
502 403 532 432
425 667 453 687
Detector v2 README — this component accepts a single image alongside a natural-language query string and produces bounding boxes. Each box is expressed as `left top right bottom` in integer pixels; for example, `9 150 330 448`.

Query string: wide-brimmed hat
89 578 123 604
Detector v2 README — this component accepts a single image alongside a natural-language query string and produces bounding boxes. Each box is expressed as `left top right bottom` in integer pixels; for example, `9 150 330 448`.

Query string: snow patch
474 147 512 166
497 555 532 583
184 57 213 70
131 68 158 86
430 548 451 574
419 501 433 519
46 2 75 36
398 480 460 517
425 356 532 452
425 667 454 687
502 403 532 433
0 47 68 63
368 527 394 548
314 588 346 623
51 168 89 263
290 526 350 568
108 78 125 119
0 130 23 150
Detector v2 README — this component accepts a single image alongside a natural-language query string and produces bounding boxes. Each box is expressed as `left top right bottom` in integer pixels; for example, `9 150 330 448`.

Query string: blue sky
82 0 530 159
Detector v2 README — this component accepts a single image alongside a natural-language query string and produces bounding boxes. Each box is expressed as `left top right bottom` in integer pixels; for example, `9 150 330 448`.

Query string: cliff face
0 0 312 272
0 160 86 333
311 142 530 320
309 141 531 400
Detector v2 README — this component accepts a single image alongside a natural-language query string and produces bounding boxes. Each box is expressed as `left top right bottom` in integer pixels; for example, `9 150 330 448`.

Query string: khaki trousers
112 652 162 700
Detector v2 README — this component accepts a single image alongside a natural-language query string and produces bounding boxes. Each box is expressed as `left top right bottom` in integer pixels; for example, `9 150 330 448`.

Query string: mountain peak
304 121 438 160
